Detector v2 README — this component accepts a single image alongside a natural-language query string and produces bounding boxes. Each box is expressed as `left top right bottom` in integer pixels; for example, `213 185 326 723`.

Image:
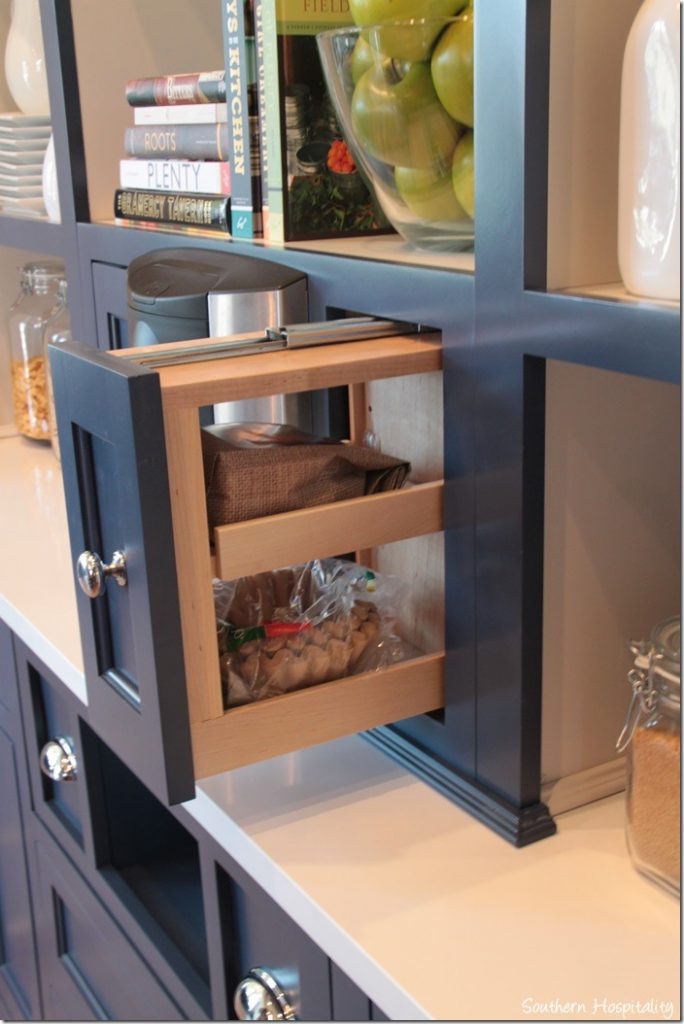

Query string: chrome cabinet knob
40 736 78 782
76 549 127 599
234 968 297 1021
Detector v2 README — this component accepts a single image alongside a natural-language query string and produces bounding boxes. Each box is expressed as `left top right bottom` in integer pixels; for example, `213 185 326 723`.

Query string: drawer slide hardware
120 316 423 369
76 549 127 599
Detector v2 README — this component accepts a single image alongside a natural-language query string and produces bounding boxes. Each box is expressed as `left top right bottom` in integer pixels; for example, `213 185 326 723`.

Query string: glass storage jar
8 261 65 441
618 616 680 896
43 276 71 460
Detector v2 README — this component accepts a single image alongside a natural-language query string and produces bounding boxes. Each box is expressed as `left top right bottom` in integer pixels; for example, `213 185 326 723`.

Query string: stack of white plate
0 113 51 218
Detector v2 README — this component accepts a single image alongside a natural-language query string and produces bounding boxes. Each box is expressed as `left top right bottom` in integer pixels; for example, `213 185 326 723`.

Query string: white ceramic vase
42 134 60 222
617 0 680 301
4 0 50 116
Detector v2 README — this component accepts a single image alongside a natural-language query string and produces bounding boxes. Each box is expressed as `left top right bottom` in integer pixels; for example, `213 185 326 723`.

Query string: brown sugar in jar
619 616 680 896
628 725 680 890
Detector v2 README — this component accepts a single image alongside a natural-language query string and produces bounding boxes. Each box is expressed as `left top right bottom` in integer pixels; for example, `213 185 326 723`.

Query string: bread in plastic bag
214 558 410 707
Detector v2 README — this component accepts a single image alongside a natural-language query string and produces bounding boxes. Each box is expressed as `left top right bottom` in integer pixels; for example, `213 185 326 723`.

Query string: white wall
547 0 642 291
71 0 225 222
542 361 680 787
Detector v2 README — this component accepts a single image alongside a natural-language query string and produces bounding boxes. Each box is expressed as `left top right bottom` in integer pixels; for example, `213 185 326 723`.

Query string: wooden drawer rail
214 481 443 580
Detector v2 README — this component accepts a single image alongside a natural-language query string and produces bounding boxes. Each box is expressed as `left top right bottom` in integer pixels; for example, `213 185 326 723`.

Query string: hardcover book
253 0 270 236
126 71 226 107
133 103 228 126
259 0 388 242
119 159 231 195
114 188 231 232
124 123 230 161
222 0 262 238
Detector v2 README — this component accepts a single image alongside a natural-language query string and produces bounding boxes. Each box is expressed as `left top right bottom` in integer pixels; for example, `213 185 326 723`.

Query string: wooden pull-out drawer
52 329 444 805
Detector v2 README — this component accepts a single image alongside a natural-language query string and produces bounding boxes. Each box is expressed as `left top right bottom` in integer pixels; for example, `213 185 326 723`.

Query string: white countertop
0 436 86 703
0 435 679 1021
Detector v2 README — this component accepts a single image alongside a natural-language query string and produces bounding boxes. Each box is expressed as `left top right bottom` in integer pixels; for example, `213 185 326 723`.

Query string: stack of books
114 71 232 234
225 0 389 244
0 113 51 219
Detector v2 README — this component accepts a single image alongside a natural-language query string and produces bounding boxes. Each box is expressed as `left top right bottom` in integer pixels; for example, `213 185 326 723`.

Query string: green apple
351 35 374 85
351 61 460 169
451 129 474 217
370 20 449 63
349 0 468 61
430 7 473 126
349 0 467 28
395 164 468 221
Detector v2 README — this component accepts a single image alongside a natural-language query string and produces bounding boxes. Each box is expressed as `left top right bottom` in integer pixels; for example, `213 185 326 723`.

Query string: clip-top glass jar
43 276 71 461
8 261 65 441
617 616 680 896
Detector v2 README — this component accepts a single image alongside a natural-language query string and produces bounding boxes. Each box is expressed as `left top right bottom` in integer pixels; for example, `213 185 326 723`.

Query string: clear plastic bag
214 558 410 707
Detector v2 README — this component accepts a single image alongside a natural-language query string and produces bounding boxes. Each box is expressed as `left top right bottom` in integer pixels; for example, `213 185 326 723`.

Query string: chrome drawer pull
234 968 297 1021
40 736 78 782
76 549 127 599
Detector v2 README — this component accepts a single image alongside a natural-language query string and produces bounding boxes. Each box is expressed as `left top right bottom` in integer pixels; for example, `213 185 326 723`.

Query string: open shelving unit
8 0 679 844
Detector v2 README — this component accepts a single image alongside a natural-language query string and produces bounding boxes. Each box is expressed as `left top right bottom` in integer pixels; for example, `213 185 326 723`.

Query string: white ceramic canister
617 0 680 302
4 0 50 116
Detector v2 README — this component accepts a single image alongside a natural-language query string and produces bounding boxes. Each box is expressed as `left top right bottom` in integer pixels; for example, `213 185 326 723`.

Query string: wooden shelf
191 652 444 778
557 281 679 312
0 214 64 256
95 218 475 275
214 481 444 580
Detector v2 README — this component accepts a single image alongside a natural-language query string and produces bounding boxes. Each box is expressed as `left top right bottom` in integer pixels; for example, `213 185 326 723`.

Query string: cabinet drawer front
34 834 184 1021
219 865 332 1022
0 620 17 714
91 261 129 350
15 639 86 853
0 727 41 1020
330 962 372 1021
51 343 194 805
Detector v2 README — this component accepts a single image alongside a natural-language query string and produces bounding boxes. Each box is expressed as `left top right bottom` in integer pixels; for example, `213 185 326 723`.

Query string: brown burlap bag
202 422 410 529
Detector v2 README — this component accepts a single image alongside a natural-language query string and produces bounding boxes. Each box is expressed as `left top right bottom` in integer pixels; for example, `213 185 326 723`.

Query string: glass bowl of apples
317 6 474 251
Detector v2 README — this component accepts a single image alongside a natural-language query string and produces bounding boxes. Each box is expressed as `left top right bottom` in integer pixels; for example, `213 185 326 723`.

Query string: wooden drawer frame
114 330 445 781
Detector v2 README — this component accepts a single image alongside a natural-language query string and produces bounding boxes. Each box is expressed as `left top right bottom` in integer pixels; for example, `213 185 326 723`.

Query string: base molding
365 726 557 848
541 757 626 816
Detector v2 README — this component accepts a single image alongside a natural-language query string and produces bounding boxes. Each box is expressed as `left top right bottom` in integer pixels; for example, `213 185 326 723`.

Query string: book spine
126 72 226 107
253 0 269 238
113 189 231 232
119 159 231 195
261 0 284 242
133 103 228 126
124 124 231 161
222 0 262 238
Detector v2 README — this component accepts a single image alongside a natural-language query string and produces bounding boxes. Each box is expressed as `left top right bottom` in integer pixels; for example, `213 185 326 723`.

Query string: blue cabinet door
50 341 194 805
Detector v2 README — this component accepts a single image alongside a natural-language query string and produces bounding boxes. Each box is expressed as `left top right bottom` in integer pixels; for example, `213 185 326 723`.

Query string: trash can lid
127 247 307 319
